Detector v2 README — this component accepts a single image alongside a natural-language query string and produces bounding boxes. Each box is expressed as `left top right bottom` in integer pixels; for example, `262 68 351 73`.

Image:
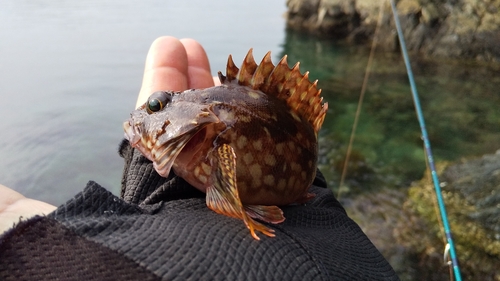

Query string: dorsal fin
217 49 328 134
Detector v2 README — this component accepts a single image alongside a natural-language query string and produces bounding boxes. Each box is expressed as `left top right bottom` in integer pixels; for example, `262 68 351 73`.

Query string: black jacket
0 140 399 280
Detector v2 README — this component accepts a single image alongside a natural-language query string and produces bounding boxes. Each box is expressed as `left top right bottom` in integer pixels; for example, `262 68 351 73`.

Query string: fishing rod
389 0 462 280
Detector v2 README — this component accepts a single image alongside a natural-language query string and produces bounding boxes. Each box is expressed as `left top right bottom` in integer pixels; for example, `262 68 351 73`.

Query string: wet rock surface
344 150 500 281
286 0 500 62
441 150 500 237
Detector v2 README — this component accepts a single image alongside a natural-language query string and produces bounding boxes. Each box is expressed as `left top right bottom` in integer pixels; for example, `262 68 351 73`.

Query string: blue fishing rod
389 0 462 280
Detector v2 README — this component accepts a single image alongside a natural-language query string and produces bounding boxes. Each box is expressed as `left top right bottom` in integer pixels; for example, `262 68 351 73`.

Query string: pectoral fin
244 205 284 224
206 143 276 240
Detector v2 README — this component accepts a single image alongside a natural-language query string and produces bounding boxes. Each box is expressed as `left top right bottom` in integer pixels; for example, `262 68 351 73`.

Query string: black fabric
0 139 400 280
119 139 205 205
0 216 160 281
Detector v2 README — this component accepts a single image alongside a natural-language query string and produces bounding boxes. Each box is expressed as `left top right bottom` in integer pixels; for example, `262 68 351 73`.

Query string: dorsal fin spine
239 49 257 86
220 49 327 134
251 51 273 89
225 54 239 82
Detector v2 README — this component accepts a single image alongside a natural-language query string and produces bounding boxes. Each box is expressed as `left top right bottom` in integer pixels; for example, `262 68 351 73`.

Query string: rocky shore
286 0 500 62
345 150 500 281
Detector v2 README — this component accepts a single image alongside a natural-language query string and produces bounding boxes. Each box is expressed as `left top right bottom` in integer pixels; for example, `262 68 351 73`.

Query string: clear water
1 0 499 207
284 31 500 193
280 32 500 193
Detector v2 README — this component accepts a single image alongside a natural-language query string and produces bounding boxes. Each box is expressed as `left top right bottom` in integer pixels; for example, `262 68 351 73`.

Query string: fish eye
146 91 173 113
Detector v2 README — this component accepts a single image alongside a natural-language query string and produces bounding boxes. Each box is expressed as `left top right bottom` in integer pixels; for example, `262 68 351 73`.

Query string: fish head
123 91 219 177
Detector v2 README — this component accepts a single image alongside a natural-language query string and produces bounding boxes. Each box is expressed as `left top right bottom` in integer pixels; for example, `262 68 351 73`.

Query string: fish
123 49 328 240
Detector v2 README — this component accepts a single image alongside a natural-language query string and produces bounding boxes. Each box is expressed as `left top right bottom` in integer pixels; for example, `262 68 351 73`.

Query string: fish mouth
149 133 194 177
123 119 205 177
123 121 141 146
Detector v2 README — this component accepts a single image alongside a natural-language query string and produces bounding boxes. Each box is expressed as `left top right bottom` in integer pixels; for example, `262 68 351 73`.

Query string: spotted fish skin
124 49 328 239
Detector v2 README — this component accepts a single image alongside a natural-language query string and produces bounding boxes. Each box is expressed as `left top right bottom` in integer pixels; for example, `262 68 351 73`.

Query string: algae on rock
399 153 500 280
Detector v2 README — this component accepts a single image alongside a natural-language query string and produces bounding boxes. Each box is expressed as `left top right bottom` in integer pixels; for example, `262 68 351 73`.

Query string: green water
282 31 500 193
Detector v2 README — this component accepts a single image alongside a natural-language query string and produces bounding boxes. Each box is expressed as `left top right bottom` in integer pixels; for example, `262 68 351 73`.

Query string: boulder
286 0 361 38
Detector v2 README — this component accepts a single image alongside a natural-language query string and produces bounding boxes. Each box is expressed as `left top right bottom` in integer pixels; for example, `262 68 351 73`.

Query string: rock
399 152 500 280
344 150 500 280
440 150 500 237
421 3 439 25
285 0 500 62
286 0 361 38
343 189 419 280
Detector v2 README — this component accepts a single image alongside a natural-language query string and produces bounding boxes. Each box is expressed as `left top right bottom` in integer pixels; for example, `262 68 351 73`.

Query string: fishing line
389 0 462 279
338 2 385 199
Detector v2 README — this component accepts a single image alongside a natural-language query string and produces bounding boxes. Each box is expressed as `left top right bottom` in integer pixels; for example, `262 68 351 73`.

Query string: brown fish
123 49 328 240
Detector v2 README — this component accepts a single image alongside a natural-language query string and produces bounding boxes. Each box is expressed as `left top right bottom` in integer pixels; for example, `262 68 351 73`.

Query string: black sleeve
0 140 399 281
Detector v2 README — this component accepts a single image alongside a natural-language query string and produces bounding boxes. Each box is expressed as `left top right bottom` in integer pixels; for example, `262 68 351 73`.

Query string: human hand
0 36 216 235
136 36 217 108
0 184 57 234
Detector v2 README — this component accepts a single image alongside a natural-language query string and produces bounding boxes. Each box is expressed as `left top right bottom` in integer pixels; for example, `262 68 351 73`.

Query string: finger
137 36 189 108
0 183 25 209
180 38 215 89
0 184 56 234
213 76 221 86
